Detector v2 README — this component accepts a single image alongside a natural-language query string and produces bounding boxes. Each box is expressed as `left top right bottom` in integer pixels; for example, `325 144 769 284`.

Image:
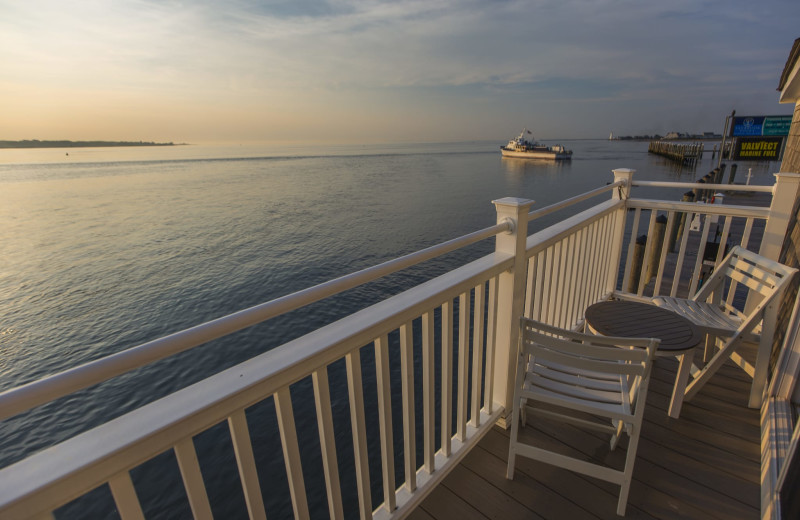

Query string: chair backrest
519 318 658 415
694 246 797 317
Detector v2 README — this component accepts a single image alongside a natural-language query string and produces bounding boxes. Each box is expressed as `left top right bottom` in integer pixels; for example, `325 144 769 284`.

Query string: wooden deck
409 346 760 519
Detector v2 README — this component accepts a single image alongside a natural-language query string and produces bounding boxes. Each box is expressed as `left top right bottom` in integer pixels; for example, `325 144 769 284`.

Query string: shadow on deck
410 345 759 520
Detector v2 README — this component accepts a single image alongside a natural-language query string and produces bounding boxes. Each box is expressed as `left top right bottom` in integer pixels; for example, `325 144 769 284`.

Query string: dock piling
648 141 704 165
728 164 738 184
627 234 647 293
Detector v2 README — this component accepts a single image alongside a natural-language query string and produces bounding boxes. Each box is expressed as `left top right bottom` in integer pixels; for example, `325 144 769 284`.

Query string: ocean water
0 140 780 517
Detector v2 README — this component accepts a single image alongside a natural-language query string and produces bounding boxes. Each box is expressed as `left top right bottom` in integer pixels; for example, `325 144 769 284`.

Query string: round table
585 300 703 418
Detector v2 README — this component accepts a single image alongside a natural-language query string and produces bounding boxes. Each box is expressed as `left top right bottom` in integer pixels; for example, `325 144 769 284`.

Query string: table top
585 300 703 353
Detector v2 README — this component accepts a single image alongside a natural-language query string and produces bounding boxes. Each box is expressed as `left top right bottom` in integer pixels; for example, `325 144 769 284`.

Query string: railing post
610 169 635 293
759 172 800 262
492 197 534 428
746 173 800 316
612 168 635 201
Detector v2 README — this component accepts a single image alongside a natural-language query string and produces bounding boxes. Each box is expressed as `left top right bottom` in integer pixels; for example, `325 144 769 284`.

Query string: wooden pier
648 141 704 165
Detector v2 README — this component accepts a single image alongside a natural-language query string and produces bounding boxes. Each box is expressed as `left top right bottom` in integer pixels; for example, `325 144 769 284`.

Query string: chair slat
727 268 779 295
530 363 624 391
522 334 651 363
528 348 647 377
520 382 629 419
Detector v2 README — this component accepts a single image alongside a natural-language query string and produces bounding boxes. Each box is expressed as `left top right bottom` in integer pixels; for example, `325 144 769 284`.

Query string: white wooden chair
648 246 796 407
506 318 658 516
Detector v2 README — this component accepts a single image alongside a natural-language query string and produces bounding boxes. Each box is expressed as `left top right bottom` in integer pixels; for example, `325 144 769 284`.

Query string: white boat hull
500 147 572 160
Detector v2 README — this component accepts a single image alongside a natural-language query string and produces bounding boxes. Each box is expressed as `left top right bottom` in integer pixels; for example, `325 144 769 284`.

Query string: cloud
1 0 797 141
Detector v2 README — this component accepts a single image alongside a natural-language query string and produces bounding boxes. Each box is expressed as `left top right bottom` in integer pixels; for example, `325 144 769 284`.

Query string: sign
731 115 791 137
763 116 792 136
732 137 784 161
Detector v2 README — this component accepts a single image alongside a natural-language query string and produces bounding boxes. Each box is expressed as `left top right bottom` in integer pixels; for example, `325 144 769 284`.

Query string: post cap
492 197 534 209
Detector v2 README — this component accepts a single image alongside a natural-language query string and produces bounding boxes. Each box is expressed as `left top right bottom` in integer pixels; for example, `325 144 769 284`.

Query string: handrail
527 180 625 222
626 198 771 218
0 221 511 422
632 180 774 193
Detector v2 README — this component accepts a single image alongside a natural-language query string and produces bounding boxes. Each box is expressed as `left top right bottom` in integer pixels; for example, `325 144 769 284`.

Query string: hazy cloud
1 0 797 141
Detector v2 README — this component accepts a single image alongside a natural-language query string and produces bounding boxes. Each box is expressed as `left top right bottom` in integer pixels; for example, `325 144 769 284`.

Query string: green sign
763 116 792 136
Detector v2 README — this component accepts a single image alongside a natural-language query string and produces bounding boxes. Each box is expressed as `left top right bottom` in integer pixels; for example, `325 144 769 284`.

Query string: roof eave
778 38 800 103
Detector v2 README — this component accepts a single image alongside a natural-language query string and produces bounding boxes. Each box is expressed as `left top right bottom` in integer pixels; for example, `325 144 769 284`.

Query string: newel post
746 173 800 316
760 172 800 262
610 169 635 293
612 168 635 201
491 197 534 428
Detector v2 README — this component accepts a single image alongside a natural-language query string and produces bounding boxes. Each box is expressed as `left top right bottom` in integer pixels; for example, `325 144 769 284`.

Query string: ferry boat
500 128 572 160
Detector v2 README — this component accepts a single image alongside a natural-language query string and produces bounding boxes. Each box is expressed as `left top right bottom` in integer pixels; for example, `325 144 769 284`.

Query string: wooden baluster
174 438 213 520
400 321 416 491
312 367 345 519
422 311 436 471
441 299 453 457
228 410 267 520
470 284 484 427
374 335 396 512
108 471 145 520
275 387 310 520
346 350 372 519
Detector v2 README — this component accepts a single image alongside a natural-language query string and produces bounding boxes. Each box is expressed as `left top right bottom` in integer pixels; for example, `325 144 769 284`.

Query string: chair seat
523 364 628 420
652 296 741 336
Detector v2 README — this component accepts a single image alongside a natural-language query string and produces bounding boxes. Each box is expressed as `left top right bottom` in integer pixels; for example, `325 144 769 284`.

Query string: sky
1 0 798 144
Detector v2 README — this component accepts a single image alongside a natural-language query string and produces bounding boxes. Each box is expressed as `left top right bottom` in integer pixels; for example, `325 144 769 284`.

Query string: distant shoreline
0 140 182 149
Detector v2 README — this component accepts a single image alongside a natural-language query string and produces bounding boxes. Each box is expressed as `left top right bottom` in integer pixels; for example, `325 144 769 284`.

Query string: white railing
618 175 800 304
524 198 624 330
1 169 796 520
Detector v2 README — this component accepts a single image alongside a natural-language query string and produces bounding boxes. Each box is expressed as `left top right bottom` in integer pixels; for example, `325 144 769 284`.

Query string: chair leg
616 422 641 516
703 334 717 362
506 397 522 480
685 335 743 402
668 349 695 419
610 420 624 450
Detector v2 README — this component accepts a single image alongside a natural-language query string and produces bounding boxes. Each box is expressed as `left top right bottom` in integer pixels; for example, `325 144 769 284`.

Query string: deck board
412 346 760 519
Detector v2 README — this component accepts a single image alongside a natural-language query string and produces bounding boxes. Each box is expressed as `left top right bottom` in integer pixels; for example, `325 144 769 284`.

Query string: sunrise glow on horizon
1 0 798 145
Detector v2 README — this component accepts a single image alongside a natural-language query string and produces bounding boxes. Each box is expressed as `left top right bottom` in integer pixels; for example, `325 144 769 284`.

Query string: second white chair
506 318 658 516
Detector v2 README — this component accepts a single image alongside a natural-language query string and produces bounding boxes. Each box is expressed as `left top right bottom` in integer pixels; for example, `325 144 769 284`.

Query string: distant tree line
0 140 178 148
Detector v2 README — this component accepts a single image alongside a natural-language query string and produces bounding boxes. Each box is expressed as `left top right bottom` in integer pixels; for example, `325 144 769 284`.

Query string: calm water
0 140 780 517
